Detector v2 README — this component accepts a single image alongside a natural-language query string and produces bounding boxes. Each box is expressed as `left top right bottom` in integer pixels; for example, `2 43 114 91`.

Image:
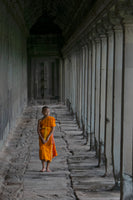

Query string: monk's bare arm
37 120 46 144
46 127 55 142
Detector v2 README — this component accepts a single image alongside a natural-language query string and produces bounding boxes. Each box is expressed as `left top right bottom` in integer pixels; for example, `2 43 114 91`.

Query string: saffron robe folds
39 116 57 161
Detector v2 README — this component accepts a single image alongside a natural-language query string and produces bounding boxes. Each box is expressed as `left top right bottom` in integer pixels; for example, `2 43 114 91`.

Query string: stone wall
28 35 62 57
28 57 60 102
0 0 27 148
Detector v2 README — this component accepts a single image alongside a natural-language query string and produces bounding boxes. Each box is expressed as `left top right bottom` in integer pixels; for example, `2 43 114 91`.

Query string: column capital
96 21 107 38
75 39 84 49
95 37 101 43
91 26 101 41
83 33 91 45
122 15 133 26
102 14 114 33
108 10 123 29
86 39 92 50
85 34 92 45
79 34 89 48
115 1 133 25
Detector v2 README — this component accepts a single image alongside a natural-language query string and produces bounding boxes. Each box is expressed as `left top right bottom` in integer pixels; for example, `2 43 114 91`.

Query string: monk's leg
40 160 46 172
46 161 51 172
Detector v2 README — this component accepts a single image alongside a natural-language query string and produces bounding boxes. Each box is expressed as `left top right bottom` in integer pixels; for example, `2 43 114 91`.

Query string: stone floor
0 105 120 200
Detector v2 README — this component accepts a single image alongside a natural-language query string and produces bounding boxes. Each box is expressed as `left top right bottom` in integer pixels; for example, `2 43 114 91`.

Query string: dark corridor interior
27 0 95 102
0 0 133 199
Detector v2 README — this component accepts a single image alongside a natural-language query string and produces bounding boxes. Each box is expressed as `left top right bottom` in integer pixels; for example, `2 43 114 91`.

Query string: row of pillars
63 2 133 199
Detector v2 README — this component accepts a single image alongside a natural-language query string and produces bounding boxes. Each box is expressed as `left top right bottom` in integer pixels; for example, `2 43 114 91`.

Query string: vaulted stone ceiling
23 0 96 40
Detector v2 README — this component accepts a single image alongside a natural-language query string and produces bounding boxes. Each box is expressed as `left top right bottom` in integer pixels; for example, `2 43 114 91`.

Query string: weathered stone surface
0 0 27 150
0 105 120 199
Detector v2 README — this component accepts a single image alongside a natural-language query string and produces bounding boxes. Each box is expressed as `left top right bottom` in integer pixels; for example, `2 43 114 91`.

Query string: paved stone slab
54 106 120 200
0 105 120 200
76 191 120 200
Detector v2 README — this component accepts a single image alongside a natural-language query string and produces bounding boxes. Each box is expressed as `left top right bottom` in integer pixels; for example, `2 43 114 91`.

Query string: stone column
67 58 70 105
112 24 123 186
68 57 72 108
30 58 35 101
71 54 75 113
83 46 85 131
56 59 60 99
74 52 78 117
79 48 83 127
90 40 96 149
121 20 133 200
105 29 114 175
69 56 72 110
62 59 65 102
64 58 68 103
99 34 107 165
87 41 92 147
95 38 101 157
81 46 85 129
84 45 89 136
77 50 81 124
71 53 76 114
82 45 87 135
75 50 80 122
59 59 63 102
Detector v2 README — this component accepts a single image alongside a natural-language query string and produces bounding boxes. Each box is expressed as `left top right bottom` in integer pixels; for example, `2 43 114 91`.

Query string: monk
37 106 57 172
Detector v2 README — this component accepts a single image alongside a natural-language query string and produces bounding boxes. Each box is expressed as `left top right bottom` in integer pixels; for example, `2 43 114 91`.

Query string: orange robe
39 116 57 161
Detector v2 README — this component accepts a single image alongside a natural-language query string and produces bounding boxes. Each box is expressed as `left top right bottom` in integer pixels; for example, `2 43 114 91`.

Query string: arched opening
28 12 63 103
30 12 62 35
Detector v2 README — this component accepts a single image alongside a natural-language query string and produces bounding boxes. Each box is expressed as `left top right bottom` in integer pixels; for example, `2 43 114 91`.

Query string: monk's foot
46 168 51 172
40 168 46 172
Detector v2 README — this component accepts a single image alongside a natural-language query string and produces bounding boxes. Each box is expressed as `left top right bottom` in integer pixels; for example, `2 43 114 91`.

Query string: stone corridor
0 105 120 200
